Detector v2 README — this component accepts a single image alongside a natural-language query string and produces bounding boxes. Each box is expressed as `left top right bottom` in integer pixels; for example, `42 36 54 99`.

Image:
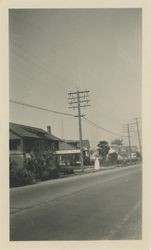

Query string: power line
11 99 128 139
10 99 74 117
10 45 72 90
83 117 122 137
10 17 78 91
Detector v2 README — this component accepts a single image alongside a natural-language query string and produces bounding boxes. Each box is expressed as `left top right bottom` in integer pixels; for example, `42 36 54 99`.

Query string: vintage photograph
9 8 142 241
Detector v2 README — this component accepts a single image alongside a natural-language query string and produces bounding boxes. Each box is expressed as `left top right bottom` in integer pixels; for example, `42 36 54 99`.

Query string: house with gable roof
10 122 60 167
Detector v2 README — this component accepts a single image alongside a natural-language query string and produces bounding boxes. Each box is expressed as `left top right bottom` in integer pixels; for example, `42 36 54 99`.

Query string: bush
49 168 60 179
24 158 46 180
24 154 58 181
10 161 35 187
10 168 35 187
10 155 60 186
108 152 118 164
41 169 50 181
59 166 74 175
18 168 35 186
41 167 59 181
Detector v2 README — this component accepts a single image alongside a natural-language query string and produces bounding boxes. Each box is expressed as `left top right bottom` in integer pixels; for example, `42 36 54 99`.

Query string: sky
9 8 142 149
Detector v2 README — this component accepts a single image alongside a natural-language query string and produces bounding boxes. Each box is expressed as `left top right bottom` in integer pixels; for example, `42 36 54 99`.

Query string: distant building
110 144 138 158
65 139 91 163
119 145 138 157
65 139 90 150
56 139 91 166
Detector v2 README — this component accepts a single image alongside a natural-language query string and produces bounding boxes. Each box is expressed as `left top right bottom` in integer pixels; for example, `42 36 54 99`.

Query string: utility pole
68 90 90 171
134 117 142 157
123 124 132 160
127 124 132 160
61 119 64 140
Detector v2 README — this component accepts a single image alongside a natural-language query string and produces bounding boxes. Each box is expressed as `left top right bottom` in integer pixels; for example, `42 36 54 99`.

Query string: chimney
47 125 51 135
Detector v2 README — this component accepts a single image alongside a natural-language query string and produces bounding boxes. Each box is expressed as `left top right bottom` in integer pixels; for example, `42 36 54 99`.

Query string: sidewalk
74 165 117 175
72 161 140 176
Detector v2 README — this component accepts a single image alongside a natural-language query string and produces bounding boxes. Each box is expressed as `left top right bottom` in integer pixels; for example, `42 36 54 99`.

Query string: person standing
94 149 101 170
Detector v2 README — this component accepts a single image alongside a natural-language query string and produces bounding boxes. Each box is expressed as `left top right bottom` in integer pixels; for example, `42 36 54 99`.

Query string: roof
56 149 80 155
10 123 60 141
79 140 90 149
65 139 90 149
59 141 76 151
9 131 21 140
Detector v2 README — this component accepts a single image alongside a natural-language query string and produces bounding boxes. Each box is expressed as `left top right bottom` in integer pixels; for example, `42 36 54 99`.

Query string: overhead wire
10 43 72 90
9 15 77 90
10 16 138 138
10 99 127 137
82 117 122 137
10 99 75 117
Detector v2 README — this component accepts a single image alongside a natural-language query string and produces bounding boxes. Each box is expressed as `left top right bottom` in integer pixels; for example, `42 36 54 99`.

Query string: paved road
10 164 142 240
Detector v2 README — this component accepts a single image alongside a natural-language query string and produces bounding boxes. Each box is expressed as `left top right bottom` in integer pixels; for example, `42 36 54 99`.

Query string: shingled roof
59 141 76 150
10 123 60 141
65 139 90 149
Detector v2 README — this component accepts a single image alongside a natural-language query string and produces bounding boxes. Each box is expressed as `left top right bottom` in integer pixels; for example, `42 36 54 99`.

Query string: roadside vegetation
10 153 75 187
10 140 141 188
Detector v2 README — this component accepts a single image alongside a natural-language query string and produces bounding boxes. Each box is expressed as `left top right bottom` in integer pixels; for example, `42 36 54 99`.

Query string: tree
97 141 110 162
108 152 118 163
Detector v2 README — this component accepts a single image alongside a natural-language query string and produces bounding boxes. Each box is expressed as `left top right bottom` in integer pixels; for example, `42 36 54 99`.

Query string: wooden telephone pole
134 117 142 158
68 90 90 171
123 123 132 160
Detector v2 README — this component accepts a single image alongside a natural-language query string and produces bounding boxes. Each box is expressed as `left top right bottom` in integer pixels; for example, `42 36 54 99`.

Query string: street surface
10 164 142 240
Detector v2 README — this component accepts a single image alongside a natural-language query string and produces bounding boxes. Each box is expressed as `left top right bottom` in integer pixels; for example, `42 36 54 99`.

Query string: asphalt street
10 164 142 240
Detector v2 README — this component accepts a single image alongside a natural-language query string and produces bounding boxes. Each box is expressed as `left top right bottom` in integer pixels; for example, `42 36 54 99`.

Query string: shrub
10 162 35 187
41 169 50 181
108 152 118 164
59 166 74 175
10 161 20 187
41 167 59 181
49 168 60 179
24 158 46 180
20 168 35 186
24 158 36 173
10 155 60 186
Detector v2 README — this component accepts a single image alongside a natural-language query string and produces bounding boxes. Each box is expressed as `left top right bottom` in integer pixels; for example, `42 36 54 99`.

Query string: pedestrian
94 149 100 170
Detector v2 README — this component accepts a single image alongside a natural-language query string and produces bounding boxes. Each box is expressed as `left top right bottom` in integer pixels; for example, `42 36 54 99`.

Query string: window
10 140 20 150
